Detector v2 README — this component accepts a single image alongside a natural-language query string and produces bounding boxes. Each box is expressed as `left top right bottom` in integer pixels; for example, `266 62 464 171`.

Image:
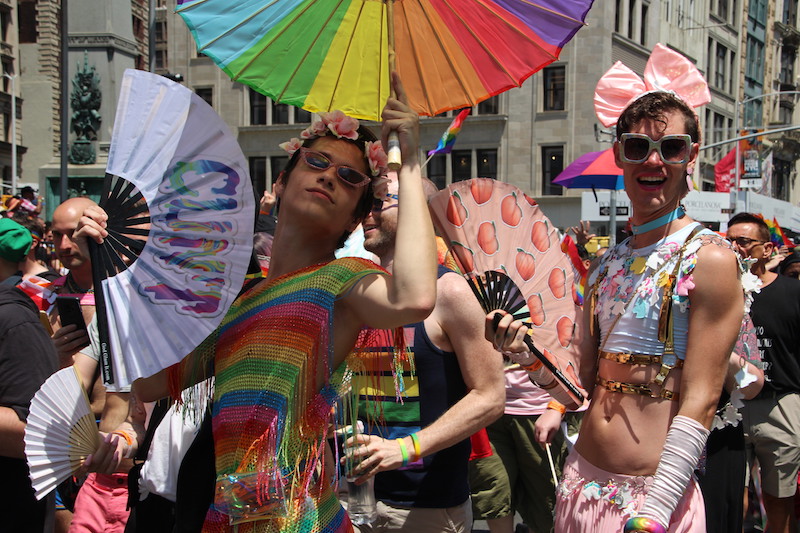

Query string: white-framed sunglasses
618 133 693 165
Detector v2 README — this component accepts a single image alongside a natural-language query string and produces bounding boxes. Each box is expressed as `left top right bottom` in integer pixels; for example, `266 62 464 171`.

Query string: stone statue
69 52 102 164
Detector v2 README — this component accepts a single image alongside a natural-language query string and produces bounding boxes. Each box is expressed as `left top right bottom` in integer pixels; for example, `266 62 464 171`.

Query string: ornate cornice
69 33 139 55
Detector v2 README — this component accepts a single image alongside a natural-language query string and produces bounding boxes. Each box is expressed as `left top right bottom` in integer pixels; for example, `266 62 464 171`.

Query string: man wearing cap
0 218 59 531
777 250 800 280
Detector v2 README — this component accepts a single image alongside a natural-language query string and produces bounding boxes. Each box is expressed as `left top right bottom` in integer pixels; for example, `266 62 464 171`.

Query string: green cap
0 218 33 262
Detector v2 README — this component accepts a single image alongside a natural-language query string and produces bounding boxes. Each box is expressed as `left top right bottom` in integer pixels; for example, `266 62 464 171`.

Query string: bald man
49 197 137 533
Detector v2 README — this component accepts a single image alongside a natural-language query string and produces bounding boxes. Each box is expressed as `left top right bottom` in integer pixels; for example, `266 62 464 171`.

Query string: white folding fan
89 69 255 388
24 367 99 500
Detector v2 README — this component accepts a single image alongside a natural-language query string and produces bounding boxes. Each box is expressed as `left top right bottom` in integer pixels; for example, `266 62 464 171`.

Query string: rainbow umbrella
175 0 596 120
553 148 623 190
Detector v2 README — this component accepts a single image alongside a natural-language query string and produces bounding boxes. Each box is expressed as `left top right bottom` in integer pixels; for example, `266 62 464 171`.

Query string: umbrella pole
386 0 401 171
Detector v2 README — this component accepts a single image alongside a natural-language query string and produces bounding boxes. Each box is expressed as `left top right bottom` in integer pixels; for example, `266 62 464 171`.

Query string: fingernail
85 454 92 466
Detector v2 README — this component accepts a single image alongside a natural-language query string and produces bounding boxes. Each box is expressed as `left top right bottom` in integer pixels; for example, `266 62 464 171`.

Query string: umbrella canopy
175 0 596 120
553 148 623 190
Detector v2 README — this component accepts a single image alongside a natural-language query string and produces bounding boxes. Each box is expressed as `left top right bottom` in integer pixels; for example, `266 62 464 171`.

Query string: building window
716 0 728 20
427 155 446 190
296 107 312 123
427 156 447 189
270 156 289 187
249 157 267 196
543 66 565 111
715 43 726 89
627 0 635 39
155 21 167 43
541 146 564 196
640 2 649 44
452 150 472 182
780 47 796 85
132 16 145 40
749 0 767 24
477 96 499 115
272 102 290 125
477 149 497 179
20 0 38 43
250 89 267 125
195 87 213 108
785 0 798 25
155 49 167 70
743 100 762 128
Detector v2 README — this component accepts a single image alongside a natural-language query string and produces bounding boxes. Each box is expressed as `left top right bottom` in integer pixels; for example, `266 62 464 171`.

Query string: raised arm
345 73 437 329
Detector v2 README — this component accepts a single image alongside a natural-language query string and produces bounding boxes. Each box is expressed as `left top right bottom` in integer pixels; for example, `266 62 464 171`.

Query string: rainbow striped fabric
182 257 383 533
175 0 595 120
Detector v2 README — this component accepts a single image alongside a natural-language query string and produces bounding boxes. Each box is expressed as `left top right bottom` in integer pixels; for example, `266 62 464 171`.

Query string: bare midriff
574 358 682 475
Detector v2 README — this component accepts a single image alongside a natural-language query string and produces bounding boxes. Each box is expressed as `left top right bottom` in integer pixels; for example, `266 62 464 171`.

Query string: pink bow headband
594 43 711 128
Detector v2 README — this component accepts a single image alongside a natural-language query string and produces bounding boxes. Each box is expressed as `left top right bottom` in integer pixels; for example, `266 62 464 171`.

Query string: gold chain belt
596 376 679 401
599 351 684 368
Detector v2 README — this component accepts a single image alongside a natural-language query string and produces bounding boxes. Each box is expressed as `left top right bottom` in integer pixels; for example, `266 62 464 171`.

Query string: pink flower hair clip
280 110 389 179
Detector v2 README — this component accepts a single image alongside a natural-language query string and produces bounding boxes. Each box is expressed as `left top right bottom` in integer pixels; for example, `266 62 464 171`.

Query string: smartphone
56 296 88 333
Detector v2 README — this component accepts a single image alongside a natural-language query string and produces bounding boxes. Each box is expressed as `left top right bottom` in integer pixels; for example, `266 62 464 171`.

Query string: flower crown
279 110 389 178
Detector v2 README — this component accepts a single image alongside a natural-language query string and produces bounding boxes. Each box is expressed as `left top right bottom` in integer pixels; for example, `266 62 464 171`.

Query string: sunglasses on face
371 193 399 213
729 236 766 248
299 148 371 187
619 133 693 164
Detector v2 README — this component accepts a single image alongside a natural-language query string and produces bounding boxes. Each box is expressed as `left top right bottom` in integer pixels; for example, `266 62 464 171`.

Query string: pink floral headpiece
278 110 389 178
593 43 711 128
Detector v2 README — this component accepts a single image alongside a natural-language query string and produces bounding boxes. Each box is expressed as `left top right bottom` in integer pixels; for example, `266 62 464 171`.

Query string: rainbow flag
561 235 588 306
428 108 471 156
764 216 793 248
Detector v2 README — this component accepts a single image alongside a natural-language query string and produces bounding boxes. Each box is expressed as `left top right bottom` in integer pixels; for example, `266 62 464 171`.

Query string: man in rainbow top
77 74 439 533
343 176 504 532
490 44 751 533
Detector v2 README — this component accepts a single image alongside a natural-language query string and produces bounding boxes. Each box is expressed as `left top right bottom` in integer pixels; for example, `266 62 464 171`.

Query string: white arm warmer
636 415 710 527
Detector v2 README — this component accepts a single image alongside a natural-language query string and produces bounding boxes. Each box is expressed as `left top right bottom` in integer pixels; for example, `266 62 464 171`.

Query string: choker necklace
631 206 685 235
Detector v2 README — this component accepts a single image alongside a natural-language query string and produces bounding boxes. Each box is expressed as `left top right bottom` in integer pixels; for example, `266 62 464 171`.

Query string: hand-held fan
90 69 256 388
24 367 100 500
429 178 584 407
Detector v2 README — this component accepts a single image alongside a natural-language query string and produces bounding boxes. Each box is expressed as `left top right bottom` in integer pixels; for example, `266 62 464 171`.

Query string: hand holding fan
24 367 100 499
429 179 584 407
90 69 256 387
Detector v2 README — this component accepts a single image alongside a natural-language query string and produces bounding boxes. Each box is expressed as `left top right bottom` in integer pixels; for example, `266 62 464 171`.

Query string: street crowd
2 49 800 533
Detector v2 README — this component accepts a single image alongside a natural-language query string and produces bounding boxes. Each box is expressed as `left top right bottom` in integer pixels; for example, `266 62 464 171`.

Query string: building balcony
779 84 798 112
774 21 800 48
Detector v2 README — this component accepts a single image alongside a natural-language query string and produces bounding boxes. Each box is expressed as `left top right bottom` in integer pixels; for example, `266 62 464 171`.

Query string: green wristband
396 438 409 466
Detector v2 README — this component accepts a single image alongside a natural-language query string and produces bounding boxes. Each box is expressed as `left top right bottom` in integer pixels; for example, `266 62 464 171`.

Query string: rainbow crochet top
183 257 383 533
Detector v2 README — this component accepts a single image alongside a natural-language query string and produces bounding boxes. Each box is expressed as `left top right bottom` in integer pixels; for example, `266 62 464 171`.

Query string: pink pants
554 450 705 533
69 473 131 533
